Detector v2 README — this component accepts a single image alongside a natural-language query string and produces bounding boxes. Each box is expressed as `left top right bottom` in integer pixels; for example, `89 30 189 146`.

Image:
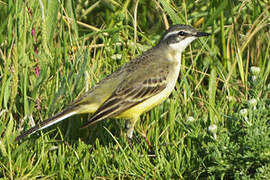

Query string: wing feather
81 70 169 128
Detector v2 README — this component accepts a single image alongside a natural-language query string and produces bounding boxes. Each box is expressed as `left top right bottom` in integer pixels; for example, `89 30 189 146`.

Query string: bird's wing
81 65 169 128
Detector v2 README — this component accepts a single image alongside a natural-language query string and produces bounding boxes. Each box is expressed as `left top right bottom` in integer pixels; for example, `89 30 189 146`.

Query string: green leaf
159 0 182 24
209 67 217 124
46 0 59 44
4 77 11 109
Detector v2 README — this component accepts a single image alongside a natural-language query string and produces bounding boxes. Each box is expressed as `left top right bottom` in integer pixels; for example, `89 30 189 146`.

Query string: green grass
1 0 270 179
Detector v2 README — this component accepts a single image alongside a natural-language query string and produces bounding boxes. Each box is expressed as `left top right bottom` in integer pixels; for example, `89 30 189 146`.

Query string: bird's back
73 46 163 114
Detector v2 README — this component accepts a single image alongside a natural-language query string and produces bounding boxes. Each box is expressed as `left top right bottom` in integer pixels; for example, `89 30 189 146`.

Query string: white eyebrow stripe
162 31 179 40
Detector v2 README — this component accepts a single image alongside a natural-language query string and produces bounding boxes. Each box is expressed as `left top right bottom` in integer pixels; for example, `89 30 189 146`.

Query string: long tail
15 105 80 142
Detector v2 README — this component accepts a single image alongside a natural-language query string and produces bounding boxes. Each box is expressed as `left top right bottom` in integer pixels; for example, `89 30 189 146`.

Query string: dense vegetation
0 0 269 179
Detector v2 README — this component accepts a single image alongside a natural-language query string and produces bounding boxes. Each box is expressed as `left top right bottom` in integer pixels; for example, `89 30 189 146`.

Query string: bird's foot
126 133 140 149
127 135 133 149
143 135 152 149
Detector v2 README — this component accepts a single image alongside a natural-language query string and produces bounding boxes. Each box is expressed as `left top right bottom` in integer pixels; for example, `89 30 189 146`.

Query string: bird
15 24 210 144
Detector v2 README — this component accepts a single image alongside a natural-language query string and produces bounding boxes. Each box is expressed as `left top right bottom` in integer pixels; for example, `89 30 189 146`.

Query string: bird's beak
195 32 211 37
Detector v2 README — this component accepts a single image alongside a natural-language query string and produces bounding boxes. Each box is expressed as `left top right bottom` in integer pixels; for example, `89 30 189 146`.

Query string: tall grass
0 0 269 179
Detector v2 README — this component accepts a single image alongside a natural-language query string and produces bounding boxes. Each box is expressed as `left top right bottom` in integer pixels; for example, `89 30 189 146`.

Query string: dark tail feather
15 105 80 142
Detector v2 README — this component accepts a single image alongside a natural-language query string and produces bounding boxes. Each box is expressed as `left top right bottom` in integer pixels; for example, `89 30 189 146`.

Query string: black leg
126 135 133 149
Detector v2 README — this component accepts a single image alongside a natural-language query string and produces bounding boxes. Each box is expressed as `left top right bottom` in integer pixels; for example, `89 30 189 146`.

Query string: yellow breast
117 60 181 119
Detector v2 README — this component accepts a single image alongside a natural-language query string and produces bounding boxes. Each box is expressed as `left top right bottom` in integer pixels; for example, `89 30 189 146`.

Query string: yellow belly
117 89 171 119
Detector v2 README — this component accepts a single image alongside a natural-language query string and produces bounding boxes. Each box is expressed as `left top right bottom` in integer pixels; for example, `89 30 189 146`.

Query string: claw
143 135 152 149
126 135 133 149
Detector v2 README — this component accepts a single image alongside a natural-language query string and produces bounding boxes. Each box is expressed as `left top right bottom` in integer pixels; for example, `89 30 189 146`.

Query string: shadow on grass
37 114 126 147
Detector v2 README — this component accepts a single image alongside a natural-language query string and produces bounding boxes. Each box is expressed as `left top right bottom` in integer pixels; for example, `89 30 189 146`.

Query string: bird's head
159 24 210 52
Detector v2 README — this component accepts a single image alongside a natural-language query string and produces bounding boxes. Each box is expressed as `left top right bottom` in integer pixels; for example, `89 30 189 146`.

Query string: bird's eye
178 31 185 36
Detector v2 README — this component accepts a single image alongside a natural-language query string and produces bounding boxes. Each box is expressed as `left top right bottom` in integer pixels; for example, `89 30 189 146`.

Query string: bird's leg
125 118 138 148
141 130 152 149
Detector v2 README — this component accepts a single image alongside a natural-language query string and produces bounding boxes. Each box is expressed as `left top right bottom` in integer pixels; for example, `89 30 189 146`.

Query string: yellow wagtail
15 24 210 143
